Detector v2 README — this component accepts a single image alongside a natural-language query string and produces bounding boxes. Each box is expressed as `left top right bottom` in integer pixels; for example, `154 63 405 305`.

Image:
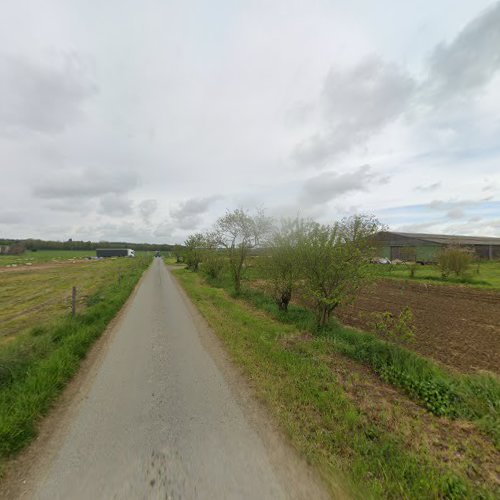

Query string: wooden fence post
72 286 77 317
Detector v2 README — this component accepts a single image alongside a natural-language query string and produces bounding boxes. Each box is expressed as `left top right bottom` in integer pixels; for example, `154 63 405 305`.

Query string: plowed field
337 279 500 374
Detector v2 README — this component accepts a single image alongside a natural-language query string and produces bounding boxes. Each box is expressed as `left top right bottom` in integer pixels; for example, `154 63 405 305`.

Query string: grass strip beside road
174 268 494 499
239 285 500 447
0 257 151 471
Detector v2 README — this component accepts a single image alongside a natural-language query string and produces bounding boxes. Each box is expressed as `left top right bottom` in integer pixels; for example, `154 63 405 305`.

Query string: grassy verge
174 268 497 499
208 272 500 446
0 256 150 469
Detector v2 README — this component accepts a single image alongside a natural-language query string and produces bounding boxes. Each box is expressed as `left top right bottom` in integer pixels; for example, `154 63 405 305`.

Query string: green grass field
0 250 93 267
0 255 151 472
174 268 499 498
0 258 145 342
371 260 500 289
0 249 158 267
242 257 500 290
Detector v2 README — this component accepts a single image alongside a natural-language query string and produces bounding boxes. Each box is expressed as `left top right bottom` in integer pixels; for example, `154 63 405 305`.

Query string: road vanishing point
10 258 330 500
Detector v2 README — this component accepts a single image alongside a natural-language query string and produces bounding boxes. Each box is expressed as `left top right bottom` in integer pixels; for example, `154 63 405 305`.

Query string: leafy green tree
298 215 381 327
214 209 272 294
201 231 225 279
436 246 474 278
173 244 183 263
263 218 304 311
184 233 205 271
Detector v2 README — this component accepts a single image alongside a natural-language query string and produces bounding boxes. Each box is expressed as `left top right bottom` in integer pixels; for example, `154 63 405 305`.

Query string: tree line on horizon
0 238 174 253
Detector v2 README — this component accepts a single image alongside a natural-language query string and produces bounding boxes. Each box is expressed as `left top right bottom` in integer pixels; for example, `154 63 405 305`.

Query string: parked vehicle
96 248 135 258
371 257 391 264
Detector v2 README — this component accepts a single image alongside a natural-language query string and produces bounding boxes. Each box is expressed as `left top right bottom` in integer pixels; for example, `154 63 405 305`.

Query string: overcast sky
1 0 499 243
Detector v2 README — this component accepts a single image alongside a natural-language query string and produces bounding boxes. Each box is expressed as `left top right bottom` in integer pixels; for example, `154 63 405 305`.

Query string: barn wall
375 245 391 259
415 245 440 262
374 233 500 261
375 244 440 261
474 245 500 260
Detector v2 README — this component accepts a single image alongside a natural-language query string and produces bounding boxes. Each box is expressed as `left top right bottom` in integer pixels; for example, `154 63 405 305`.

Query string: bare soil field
337 279 500 374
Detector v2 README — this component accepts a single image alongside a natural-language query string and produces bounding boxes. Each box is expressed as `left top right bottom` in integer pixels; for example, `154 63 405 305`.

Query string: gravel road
20 258 330 499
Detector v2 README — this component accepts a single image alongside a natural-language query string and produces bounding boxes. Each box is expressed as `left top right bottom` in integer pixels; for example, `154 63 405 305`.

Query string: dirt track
338 279 500 374
4 258 328 499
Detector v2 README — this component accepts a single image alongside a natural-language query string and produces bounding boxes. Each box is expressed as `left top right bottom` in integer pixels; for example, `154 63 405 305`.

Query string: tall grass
0 257 150 462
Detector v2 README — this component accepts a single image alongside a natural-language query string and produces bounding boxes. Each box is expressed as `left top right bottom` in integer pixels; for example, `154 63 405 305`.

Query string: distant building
374 232 500 262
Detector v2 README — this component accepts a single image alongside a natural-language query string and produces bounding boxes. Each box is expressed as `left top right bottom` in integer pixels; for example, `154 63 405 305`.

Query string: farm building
374 231 500 262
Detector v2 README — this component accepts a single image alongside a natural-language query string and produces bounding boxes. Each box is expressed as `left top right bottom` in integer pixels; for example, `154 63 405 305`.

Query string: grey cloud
442 218 500 236
295 4 500 168
0 52 97 133
154 221 176 238
138 199 158 224
299 165 385 205
415 182 441 192
0 210 24 224
98 194 134 216
446 208 465 219
427 199 487 221
394 218 499 238
33 168 139 200
45 200 93 213
68 222 151 243
171 195 222 219
429 199 473 212
295 56 415 166
170 195 222 230
395 221 439 233
424 2 500 104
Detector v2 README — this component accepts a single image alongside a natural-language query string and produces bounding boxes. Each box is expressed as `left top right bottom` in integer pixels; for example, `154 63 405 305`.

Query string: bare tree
299 215 381 327
214 209 272 294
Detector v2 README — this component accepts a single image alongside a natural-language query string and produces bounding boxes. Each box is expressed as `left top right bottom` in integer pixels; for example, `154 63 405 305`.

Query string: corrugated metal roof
389 232 500 245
